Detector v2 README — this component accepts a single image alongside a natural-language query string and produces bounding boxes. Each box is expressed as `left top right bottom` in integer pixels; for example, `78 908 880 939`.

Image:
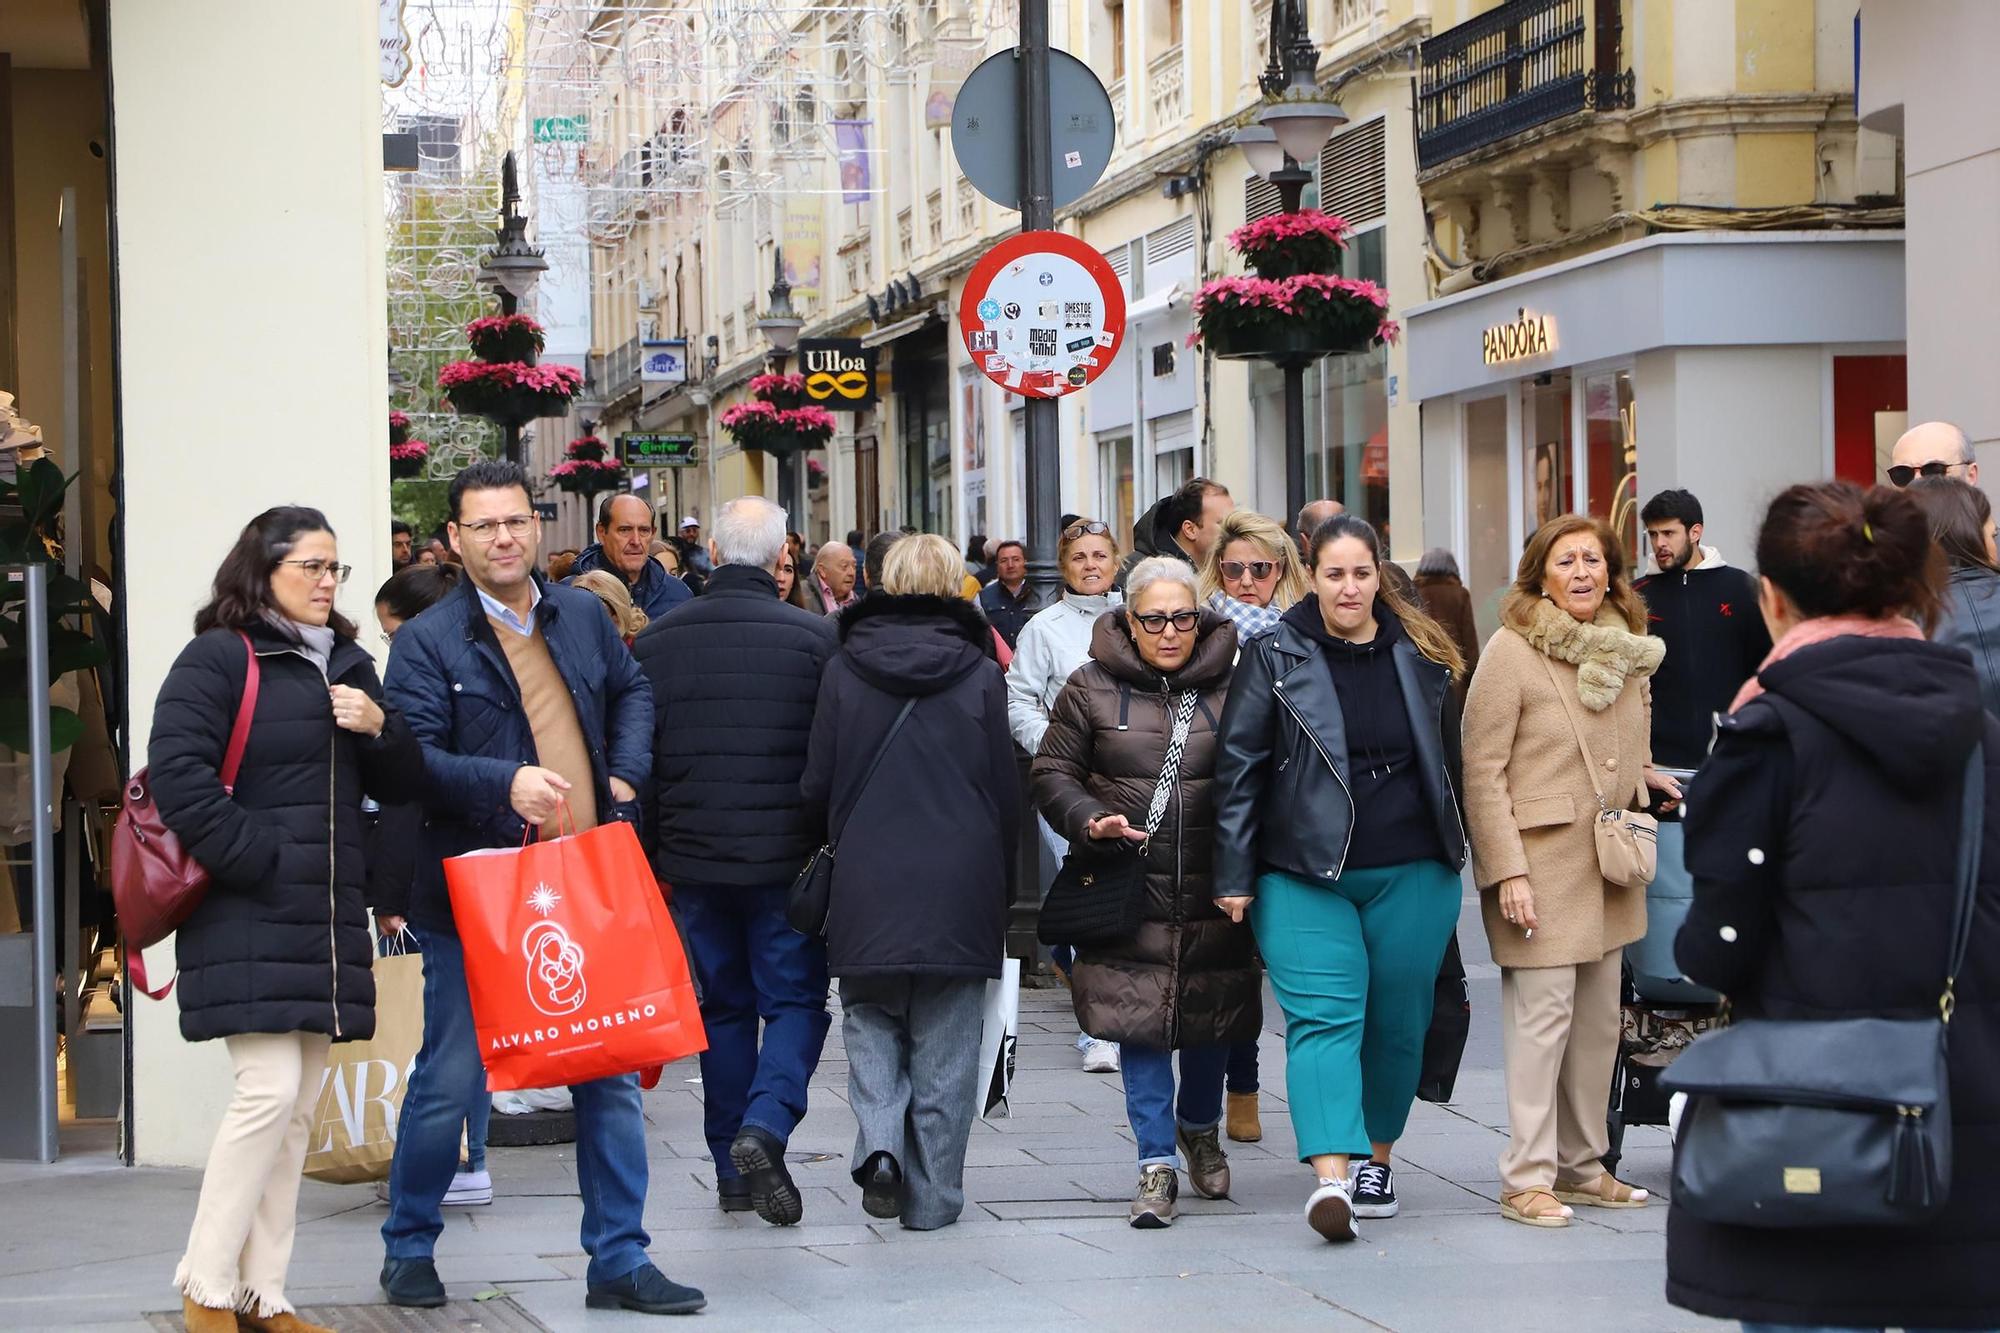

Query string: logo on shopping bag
522 885 587 1017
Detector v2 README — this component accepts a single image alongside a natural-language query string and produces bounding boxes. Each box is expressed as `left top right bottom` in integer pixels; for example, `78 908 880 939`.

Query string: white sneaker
1306 1176 1360 1243
1081 1039 1121 1073
442 1168 493 1207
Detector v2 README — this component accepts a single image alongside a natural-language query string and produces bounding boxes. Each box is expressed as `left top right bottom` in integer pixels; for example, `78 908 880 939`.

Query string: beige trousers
1497 948 1622 1195
175 1031 332 1315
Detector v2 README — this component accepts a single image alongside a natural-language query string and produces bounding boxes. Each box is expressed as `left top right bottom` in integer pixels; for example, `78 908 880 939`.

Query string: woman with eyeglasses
1007 517 1127 1073
1033 557 1255 1229
1908 475 2000 718
152 507 421 1332
1212 514 1469 1243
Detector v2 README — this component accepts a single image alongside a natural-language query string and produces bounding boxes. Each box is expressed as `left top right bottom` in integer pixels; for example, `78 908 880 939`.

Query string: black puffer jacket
632 564 837 888
801 594 1019 979
150 623 421 1042
1936 562 2000 719
1033 609 1260 1049
1669 636 2000 1328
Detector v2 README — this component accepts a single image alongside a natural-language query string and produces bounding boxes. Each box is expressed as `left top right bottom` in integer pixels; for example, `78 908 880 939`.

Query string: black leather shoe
717 1177 753 1212
585 1262 706 1315
728 1125 803 1226
859 1151 904 1220
379 1257 446 1308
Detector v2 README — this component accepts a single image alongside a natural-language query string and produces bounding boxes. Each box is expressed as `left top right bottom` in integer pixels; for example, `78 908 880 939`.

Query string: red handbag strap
127 947 174 1000
220 631 260 793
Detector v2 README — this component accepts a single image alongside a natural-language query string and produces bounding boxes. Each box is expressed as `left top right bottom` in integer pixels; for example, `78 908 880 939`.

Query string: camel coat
1461 603 1662 969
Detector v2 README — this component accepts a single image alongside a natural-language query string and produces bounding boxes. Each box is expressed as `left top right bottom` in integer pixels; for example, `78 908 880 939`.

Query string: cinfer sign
1482 308 1554 366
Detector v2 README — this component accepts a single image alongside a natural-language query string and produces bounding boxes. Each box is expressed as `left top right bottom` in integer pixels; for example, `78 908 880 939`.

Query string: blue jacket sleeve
383 625 520 820
597 609 654 793
1210 636 1279 899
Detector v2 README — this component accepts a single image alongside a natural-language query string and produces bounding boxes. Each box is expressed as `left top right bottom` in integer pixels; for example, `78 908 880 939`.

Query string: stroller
1603 769 1726 1174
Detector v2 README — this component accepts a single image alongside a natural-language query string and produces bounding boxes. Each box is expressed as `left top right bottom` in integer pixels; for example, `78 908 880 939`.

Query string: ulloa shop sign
1482 308 1555 366
798 338 879 410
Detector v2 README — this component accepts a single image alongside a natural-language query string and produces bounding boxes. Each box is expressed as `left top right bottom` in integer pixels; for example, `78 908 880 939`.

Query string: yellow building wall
1736 0 1816 92
1734 131 1819 205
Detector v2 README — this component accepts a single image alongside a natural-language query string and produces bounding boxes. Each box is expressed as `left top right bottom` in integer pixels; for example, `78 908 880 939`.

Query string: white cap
678 515 699 529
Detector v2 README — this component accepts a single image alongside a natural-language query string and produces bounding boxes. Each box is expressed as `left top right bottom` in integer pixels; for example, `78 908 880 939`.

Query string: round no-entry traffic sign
958 231 1126 399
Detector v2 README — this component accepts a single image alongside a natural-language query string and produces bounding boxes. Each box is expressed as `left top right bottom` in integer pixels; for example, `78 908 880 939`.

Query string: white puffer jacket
1006 590 1122 755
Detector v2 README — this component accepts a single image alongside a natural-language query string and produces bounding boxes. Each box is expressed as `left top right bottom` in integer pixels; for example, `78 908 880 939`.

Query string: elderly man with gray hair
631 495 839 1226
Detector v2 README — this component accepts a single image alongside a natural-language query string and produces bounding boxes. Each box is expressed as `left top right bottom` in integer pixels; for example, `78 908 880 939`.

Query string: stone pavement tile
1266 1257 1728 1333
808 1230 1256 1283
1033 1272 1382 1329
504 1274 829 1333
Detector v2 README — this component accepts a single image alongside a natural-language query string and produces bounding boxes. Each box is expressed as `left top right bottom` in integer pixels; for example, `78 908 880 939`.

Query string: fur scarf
1521 597 1664 712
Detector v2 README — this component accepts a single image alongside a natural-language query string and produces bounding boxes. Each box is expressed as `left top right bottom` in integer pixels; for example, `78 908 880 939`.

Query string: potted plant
466 314 547 363
1191 273 1399 360
721 375 836 458
548 436 624 495
439 359 583 424
1228 210 1351 280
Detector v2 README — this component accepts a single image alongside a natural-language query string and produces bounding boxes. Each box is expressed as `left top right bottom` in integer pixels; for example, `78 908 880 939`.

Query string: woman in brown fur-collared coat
1034 557 1260 1229
1462 514 1673 1229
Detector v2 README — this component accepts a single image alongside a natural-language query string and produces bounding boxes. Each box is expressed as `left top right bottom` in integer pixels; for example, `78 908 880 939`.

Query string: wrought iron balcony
605 337 642 405
1417 0 1634 171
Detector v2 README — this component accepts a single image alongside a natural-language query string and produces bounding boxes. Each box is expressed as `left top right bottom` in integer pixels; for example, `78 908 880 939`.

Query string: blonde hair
881 533 964 597
571 570 651 639
1501 514 1647 635
1199 509 1308 609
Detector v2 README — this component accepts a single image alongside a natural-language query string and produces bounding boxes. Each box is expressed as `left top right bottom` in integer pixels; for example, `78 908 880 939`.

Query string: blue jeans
381 927 489 1170
675 884 832 1179
1120 1042 1229 1167
381 933 651 1285
1226 1039 1259 1094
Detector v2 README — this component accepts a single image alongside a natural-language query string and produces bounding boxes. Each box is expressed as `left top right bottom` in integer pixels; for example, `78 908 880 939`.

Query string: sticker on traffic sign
959 231 1126 399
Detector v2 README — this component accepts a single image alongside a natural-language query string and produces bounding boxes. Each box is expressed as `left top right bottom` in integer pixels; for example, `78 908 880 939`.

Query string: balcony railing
1416 0 1634 171
605 337 642 403
1149 47 1186 131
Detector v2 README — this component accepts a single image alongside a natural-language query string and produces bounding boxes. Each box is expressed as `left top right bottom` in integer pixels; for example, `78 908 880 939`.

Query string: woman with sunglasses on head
1007 517 1128 1072
152 508 422 1332
1212 514 1469 1244
1033 557 1256 1228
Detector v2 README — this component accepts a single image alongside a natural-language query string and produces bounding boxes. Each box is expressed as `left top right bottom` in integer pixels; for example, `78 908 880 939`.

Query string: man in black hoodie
1635 489 1772 775
1119 477 1233 584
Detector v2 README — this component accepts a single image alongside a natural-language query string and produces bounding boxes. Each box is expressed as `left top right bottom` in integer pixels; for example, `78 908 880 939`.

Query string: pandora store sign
1482 309 1555 366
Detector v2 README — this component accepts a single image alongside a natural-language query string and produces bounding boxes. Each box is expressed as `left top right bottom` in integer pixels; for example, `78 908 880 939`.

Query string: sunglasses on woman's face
1063 521 1112 541
1220 560 1276 581
1133 610 1200 634
1888 460 1968 487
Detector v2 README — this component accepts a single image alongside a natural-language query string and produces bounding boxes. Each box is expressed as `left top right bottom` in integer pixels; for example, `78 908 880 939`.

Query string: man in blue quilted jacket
379 461 704 1317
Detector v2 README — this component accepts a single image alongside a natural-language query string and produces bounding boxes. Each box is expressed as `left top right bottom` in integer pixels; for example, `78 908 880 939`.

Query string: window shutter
1245 173 1282 225
1317 116 1387 225
1144 216 1196 265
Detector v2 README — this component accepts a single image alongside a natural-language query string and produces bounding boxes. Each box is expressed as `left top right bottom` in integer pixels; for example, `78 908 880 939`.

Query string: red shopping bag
444 819 706 1092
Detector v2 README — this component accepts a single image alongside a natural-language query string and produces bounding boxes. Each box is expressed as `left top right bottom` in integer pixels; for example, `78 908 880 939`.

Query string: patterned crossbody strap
1139 690 1200 846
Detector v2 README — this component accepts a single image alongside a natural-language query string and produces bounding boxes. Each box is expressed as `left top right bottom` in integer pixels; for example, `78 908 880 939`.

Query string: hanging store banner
798 338 879 411
832 119 872 203
783 183 825 303
926 39 986 129
958 231 1127 400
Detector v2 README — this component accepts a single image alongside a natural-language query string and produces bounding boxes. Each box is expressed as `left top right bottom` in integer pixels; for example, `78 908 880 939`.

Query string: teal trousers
1251 860 1462 1161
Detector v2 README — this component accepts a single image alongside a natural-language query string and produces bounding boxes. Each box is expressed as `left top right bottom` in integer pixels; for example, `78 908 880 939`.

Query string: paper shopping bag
444 820 707 1092
303 947 424 1183
978 958 1020 1118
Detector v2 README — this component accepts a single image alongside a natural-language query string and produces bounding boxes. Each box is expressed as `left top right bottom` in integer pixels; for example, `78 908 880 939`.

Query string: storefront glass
1464 395 1511 641
1584 369 1639 568
1525 374 1572 533
1098 433 1135 539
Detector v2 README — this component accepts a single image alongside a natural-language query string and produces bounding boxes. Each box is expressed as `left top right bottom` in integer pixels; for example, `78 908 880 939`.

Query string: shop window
1525 373 1573 532
1584 369 1639 570
1098 434 1135 543
1465 396 1511 642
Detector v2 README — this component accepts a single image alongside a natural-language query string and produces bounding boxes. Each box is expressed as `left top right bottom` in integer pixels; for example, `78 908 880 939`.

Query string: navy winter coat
570 542 692 620
383 574 653 934
150 622 421 1043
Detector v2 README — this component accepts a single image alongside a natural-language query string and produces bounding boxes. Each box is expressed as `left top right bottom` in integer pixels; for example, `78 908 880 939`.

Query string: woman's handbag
1037 689 1198 948
786 697 917 937
1539 654 1656 890
1660 741 1983 1229
110 631 259 998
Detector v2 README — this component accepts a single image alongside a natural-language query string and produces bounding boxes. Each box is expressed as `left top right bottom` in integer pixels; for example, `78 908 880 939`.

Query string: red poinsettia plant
1192 208 1396 356
721 376 836 455
389 438 431 480
466 314 547 362
747 372 807 406
1227 210 1351 279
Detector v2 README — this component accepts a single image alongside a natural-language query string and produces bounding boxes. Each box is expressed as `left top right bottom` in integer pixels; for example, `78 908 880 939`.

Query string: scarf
1209 590 1283 641
263 611 336 678
1519 597 1664 712
1728 614 1925 713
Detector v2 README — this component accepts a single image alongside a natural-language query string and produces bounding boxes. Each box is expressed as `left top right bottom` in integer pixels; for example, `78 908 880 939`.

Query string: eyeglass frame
1062 521 1112 541
277 558 353 585
1219 559 1278 582
452 514 539 543
1131 609 1201 635
1887 460 1971 488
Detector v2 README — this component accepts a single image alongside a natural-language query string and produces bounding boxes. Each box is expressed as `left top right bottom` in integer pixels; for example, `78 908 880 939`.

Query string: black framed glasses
279 558 352 585
1219 559 1276 581
1132 609 1200 634
1062 521 1112 541
1887 460 1968 488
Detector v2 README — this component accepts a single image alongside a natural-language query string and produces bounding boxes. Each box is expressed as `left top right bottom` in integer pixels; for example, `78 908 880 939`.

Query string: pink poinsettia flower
1227 209 1351 255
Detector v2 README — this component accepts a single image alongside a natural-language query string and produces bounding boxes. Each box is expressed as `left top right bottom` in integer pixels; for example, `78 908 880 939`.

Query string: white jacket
1006 590 1122 755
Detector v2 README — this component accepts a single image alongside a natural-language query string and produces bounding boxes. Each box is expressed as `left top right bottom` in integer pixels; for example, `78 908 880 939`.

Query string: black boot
859 1151 904 1220
379 1257 446 1308
728 1125 803 1226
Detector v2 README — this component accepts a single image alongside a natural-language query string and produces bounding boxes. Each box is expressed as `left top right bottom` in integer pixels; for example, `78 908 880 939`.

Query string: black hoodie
799 594 1021 978
1668 634 2000 1328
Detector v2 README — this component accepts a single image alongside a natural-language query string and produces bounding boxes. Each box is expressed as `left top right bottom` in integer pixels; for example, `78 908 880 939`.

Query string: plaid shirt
1208 592 1283 642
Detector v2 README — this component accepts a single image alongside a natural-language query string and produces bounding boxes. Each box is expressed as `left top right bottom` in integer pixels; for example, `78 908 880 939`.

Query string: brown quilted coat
1032 608 1262 1049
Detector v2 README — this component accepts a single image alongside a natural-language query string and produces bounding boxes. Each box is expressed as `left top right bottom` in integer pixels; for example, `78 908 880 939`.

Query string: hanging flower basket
549 457 625 494
565 435 609 463
1191 274 1399 361
389 410 412 446
389 439 430 480
1228 210 1352 280
466 314 547 363
719 399 836 458
746 372 807 410
439 359 583 423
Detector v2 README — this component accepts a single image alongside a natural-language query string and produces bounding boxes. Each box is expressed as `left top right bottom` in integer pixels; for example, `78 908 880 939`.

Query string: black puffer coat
801 594 1019 979
1033 609 1260 1049
1669 636 2000 1328
1936 562 2000 719
150 623 421 1043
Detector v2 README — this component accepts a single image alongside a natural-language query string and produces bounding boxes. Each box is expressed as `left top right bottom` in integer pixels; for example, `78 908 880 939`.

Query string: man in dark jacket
1119 476 1233 584
1635 489 1772 773
632 495 838 1226
570 493 692 620
977 539 1034 648
379 461 703 1317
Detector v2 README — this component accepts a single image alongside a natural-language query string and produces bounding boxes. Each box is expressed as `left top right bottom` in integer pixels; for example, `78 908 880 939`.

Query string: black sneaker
859 1151 904 1220
716 1177 753 1212
1351 1160 1399 1218
585 1262 707 1315
729 1125 804 1226
379 1257 447 1308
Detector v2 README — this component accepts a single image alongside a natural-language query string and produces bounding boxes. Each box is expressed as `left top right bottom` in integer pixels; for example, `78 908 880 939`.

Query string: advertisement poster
832 120 872 203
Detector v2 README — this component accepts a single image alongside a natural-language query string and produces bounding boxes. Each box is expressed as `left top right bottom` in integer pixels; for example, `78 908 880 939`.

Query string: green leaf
0 702 83 754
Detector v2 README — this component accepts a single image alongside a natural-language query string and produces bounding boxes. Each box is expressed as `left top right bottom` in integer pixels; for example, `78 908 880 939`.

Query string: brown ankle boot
1226 1091 1262 1143
179 1295 236 1333
236 1311 334 1333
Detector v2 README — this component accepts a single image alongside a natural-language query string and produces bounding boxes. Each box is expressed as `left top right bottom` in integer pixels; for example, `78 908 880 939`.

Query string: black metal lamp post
476 152 548 466
755 247 807 521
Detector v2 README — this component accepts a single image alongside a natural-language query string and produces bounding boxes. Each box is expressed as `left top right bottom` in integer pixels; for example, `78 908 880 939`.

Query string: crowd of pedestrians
145 429 2000 1329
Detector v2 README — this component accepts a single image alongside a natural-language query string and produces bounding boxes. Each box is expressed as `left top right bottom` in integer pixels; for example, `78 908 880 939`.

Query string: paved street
0 893 1716 1332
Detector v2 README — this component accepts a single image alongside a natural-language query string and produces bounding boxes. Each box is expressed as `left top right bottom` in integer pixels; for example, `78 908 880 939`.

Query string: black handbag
786 697 917 937
1661 741 1983 1229
1417 933 1471 1104
1038 689 1197 948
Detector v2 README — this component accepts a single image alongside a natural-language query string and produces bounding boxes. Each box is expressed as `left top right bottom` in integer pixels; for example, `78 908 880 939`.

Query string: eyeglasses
456 515 537 543
279 559 352 585
1132 610 1200 634
1887 460 1968 488
1220 560 1276 582
1063 521 1112 541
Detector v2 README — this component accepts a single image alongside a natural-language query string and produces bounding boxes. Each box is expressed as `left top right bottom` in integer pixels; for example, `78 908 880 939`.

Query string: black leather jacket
1211 619 1467 897
1937 563 2000 719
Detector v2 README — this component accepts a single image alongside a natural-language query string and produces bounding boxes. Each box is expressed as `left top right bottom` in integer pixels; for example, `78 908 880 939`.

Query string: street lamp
756 247 807 521
474 152 549 466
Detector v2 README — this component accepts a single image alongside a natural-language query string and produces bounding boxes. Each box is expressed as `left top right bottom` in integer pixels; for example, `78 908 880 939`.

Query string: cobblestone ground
0 894 1720 1332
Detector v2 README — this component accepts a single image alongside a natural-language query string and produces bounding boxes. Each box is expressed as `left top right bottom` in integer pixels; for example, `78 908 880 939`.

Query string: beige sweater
1461 603 1661 969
